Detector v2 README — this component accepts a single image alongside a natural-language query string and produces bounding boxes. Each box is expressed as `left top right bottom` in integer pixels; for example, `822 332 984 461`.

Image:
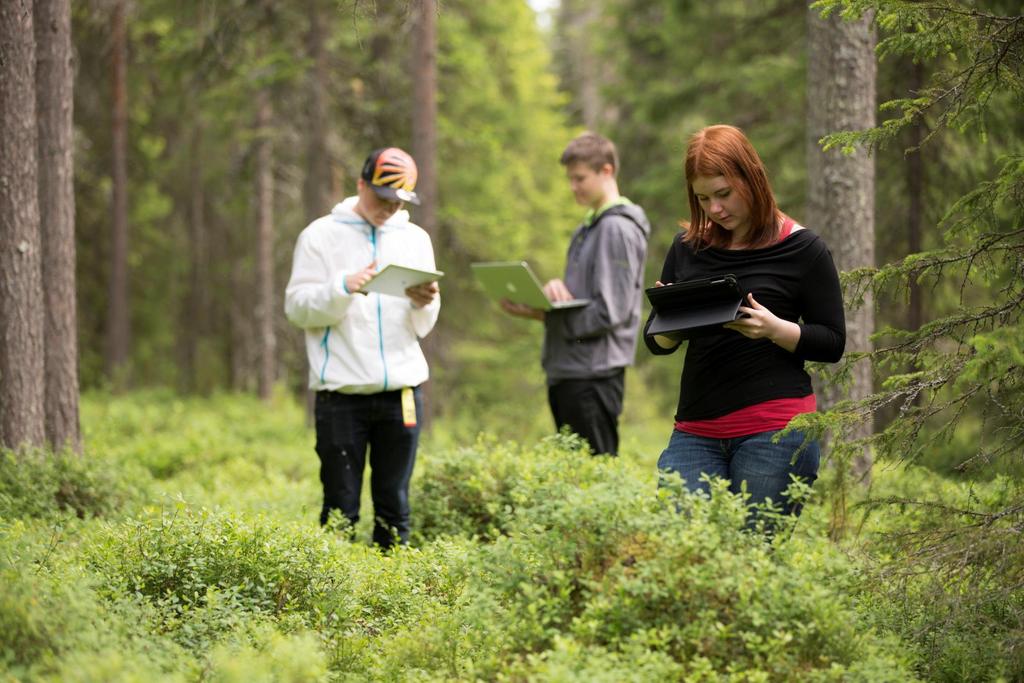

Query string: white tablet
361 264 444 298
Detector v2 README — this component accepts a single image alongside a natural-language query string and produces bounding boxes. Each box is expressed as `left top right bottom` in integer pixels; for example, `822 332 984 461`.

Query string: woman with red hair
644 124 846 527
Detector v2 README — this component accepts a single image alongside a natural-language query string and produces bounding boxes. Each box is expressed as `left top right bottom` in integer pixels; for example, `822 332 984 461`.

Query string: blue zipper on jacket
370 225 389 390
319 329 331 383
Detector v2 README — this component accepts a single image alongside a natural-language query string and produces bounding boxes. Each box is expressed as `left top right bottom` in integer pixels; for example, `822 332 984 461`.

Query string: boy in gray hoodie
502 132 650 455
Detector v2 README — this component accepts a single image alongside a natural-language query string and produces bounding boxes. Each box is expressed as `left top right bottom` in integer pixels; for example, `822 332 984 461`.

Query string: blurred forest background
2 0 1023 679
54 0 1018 471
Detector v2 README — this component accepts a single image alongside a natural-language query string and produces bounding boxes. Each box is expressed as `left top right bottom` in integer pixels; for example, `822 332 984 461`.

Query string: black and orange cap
360 147 421 205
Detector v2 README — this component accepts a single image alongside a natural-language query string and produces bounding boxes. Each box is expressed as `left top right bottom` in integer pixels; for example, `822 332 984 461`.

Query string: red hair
682 125 781 249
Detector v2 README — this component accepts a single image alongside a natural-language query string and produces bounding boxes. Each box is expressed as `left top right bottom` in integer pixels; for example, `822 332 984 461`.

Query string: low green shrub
81 501 477 676
81 389 312 485
443 474 913 681
14 391 1005 680
846 466 1024 682
411 430 644 542
84 504 356 651
365 434 914 680
0 556 78 670
80 390 318 521
0 449 141 521
0 519 191 682
204 627 330 683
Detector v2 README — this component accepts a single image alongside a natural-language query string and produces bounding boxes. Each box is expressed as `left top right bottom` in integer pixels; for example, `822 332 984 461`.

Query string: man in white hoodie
285 147 440 548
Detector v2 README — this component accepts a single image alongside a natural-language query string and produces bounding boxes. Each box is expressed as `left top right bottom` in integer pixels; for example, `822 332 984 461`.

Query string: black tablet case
645 275 744 341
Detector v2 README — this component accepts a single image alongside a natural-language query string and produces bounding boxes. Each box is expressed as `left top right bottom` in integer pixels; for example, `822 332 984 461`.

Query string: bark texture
557 0 604 128
1 0 46 450
35 0 80 451
411 0 438 236
256 91 276 401
303 0 334 223
411 0 439 426
107 0 131 384
806 4 877 480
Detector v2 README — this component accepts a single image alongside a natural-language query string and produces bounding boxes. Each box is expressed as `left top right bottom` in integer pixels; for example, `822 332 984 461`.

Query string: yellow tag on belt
401 387 417 427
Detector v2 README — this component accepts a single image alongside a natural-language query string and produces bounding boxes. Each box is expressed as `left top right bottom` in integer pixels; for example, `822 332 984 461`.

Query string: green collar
584 196 632 226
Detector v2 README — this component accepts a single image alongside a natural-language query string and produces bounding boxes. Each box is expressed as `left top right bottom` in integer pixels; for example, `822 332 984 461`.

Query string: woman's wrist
769 320 801 352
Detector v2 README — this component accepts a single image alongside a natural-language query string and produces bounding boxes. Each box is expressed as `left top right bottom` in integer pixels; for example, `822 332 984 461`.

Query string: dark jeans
657 427 820 524
547 370 625 456
314 387 422 548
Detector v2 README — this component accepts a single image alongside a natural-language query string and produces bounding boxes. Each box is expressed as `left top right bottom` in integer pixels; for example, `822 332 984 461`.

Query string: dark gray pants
547 370 625 456
314 387 421 548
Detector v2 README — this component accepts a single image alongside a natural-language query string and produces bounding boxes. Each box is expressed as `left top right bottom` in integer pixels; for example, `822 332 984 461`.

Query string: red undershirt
675 217 816 439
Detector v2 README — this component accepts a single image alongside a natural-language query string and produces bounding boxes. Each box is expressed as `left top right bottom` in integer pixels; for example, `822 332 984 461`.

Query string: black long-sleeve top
643 229 846 421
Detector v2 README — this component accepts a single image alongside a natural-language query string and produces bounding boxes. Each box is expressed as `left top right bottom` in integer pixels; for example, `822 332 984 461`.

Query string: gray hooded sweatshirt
542 202 651 383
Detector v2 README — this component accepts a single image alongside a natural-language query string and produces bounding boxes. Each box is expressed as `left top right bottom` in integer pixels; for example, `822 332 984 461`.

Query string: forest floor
0 390 1017 681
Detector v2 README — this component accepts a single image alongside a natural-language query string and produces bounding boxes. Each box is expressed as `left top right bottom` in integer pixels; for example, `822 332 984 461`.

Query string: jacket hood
599 202 651 239
330 195 411 231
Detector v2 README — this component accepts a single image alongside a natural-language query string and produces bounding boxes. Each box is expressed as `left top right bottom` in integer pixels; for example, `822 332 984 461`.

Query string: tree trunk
0 0 46 451
557 0 603 128
107 0 131 386
907 60 925 334
228 246 250 392
181 121 206 393
806 4 876 482
411 0 438 237
411 0 440 427
256 91 276 401
35 0 80 452
301 0 335 422
303 0 333 223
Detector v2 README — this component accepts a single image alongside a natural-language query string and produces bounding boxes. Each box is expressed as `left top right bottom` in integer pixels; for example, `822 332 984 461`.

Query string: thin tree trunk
228 257 246 391
412 0 438 236
0 0 46 451
256 91 276 401
181 121 206 393
301 0 334 422
107 0 131 385
227 183 250 392
35 0 80 452
806 4 876 483
557 0 603 128
411 0 440 427
303 0 333 223
907 60 925 334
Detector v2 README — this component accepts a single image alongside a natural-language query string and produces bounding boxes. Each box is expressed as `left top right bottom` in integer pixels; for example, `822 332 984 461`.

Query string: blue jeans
657 428 820 520
314 387 422 548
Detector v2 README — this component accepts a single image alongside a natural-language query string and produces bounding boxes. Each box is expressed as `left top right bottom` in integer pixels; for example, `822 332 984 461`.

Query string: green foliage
847 466 1024 682
0 518 193 681
798 3 1024 473
84 507 350 649
437 0 577 264
79 388 318 519
797 4 1024 658
816 1 1024 151
7 390 1023 679
1 392 934 681
70 0 580 411
0 449 141 521
402 425 915 680
584 0 809 237
205 628 330 683
412 431 605 541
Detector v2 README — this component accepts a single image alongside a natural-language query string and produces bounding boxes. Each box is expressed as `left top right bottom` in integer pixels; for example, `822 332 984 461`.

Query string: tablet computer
471 261 589 310
361 264 444 298
645 274 744 340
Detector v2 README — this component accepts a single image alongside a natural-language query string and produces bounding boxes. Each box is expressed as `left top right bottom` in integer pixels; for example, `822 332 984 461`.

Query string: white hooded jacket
284 196 440 393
